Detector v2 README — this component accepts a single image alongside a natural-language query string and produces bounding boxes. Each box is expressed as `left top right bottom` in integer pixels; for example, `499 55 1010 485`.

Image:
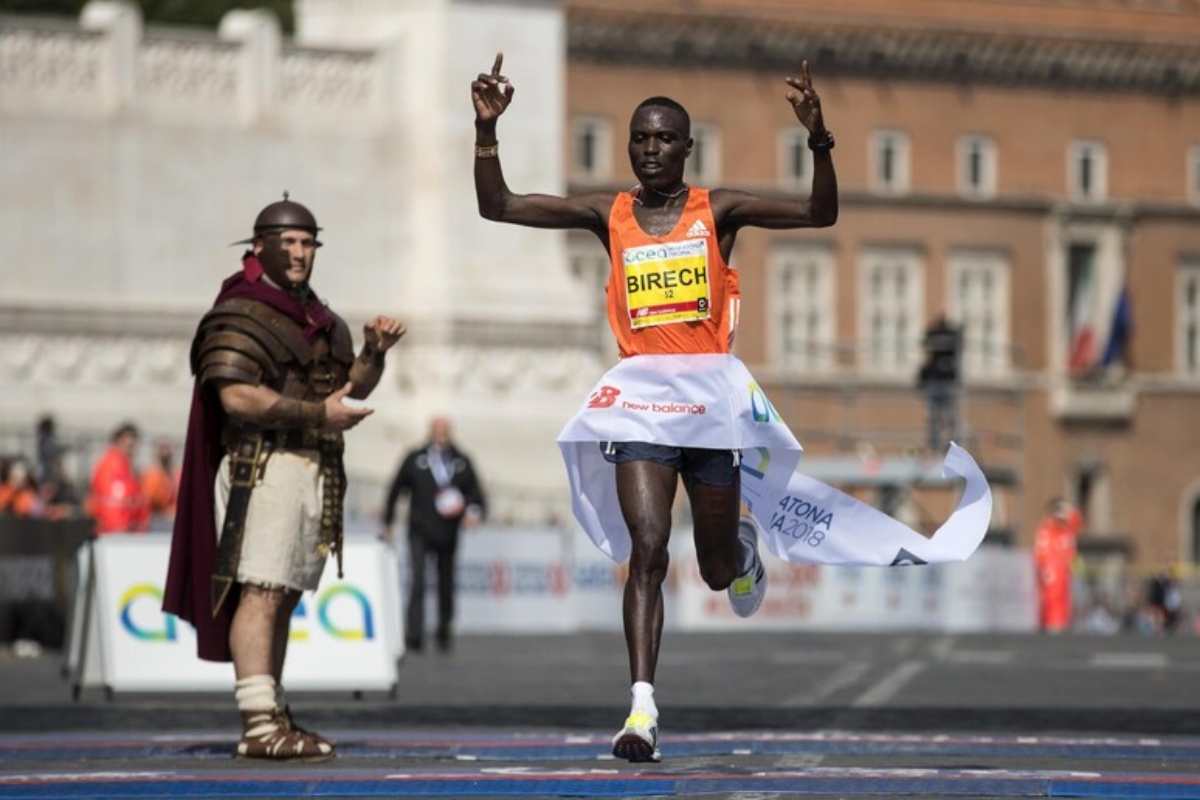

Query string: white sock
630 681 658 720
234 675 278 713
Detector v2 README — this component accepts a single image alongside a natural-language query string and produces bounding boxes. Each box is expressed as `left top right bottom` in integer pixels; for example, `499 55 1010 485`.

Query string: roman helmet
232 192 323 247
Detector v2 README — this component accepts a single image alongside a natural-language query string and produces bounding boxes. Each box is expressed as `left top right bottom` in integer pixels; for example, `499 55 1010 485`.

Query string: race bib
623 239 711 329
435 487 466 519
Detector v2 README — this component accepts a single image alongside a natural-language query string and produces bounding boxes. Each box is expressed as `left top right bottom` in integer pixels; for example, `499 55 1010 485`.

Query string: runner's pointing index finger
491 52 504 79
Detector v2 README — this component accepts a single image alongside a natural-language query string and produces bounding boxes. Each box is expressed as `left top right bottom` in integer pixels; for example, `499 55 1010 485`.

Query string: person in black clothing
382 416 486 652
34 415 80 517
917 313 963 454
1145 560 1184 635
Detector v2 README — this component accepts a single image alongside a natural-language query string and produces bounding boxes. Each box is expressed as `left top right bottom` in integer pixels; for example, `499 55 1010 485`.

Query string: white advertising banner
567 536 636 632
399 530 1035 633
395 527 577 634
391 528 628 634
672 540 1037 633
77 534 402 693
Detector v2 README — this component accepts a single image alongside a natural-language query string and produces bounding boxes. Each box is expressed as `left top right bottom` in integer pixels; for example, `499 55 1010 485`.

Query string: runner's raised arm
472 52 611 236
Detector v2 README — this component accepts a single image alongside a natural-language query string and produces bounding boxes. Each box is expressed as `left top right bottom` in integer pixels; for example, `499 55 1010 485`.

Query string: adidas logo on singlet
686 219 710 239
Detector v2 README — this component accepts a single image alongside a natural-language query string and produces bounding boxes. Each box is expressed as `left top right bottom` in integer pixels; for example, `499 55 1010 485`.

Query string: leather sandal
236 709 335 762
281 705 334 750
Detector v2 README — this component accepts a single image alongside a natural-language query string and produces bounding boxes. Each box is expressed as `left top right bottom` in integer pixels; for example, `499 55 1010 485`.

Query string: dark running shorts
599 441 739 486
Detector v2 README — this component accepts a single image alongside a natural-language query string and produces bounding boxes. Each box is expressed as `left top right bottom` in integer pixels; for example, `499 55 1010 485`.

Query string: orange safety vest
88 446 150 535
605 189 740 357
1033 506 1083 631
1034 506 1083 568
141 465 180 517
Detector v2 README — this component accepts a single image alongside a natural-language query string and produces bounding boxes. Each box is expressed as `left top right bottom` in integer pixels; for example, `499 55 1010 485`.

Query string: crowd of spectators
0 415 178 534
0 416 83 522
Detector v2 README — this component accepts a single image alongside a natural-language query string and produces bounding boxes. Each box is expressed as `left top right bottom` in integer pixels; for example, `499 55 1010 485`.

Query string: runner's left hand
785 59 825 134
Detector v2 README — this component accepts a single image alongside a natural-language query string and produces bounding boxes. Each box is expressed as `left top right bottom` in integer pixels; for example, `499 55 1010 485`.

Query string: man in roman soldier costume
163 195 405 761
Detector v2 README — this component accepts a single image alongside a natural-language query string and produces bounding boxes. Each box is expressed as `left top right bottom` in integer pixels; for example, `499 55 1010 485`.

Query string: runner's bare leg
615 460 677 684
686 474 743 590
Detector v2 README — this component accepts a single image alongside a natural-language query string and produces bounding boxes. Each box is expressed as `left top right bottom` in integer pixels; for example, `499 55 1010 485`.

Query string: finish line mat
4 730 1200 798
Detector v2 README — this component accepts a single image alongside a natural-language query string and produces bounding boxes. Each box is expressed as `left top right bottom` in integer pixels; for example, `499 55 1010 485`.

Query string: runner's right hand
472 51 514 125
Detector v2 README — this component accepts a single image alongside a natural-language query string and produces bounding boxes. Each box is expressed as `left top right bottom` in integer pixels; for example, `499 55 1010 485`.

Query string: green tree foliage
0 1 294 32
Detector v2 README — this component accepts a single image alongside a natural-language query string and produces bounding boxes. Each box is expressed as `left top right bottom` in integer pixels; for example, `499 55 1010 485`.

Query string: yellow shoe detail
624 711 655 729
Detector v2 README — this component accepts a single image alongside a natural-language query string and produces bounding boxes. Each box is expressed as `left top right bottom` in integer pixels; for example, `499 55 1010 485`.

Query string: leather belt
211 434 266 617
266 428 325 451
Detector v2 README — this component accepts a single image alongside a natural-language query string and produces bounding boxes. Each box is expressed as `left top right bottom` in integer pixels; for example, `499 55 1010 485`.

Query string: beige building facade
562 0 1200 569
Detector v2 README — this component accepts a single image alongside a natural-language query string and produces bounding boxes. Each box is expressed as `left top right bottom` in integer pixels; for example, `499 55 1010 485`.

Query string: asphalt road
3 630 1200 798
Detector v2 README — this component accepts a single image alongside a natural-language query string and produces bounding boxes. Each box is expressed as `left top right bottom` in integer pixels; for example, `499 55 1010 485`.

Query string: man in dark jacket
917 313 963 454
383 416 486 652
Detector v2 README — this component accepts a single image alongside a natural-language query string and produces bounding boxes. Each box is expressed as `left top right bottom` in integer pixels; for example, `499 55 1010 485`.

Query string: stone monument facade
0 0 599 526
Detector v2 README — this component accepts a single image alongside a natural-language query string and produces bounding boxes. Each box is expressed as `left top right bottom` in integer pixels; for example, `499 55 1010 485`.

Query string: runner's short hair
633 96 690 137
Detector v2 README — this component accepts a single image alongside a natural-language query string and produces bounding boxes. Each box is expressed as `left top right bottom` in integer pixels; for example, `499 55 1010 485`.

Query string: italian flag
1068 258 1129 374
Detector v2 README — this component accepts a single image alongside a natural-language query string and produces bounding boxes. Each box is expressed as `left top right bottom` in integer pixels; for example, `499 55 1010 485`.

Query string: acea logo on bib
119 582 375 643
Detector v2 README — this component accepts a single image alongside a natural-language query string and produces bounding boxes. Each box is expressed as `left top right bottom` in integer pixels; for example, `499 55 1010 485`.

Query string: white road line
1090 652 1168 669
768 651 847 665
851 660 926 708
782 661 871 706
929 637 955 660
944 650 1015 665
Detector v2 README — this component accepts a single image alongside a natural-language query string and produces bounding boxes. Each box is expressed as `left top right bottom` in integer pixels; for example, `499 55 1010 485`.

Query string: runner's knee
628 537 670 581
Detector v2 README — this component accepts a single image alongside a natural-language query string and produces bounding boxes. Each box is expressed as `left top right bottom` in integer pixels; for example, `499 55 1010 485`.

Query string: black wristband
808 130 836 152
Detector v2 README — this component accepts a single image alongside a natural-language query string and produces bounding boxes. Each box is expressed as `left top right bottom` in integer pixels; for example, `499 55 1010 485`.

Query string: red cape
162 258 333 662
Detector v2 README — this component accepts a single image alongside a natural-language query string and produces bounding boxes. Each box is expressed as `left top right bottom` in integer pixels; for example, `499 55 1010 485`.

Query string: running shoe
611 711 661 763
728 514 767 618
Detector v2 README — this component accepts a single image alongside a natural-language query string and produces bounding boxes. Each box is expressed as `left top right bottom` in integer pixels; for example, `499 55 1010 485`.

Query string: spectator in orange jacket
141 438 180 531
0 457 42 518
88 422 149 535
1034 497 1083 633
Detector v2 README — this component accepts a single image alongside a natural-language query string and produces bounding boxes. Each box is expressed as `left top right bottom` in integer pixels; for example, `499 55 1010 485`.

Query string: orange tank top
605 188 740 357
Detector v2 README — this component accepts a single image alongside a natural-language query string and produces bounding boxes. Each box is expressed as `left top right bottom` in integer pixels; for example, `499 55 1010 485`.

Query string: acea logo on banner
120 584 176 641
290 584 375 642
118 583 376 643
